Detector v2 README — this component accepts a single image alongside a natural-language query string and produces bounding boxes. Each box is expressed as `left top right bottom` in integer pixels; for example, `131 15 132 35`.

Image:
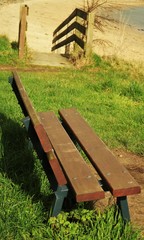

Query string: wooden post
18 5 29 59
65 44 70 55
84 12 94 59
52 32 56 53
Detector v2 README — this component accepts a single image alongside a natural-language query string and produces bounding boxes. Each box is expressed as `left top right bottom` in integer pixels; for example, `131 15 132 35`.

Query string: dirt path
93 148 144 235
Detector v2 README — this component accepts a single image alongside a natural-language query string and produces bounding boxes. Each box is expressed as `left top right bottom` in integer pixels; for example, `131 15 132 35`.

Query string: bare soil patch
114 149 144 234
93 149 144 235
93 19 144 63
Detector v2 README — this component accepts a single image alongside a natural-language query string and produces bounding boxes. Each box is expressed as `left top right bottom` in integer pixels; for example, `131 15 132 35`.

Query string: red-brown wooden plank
38 111 105 202
12 71 67 186
34 124 67 186
12 71 40 126
59 108 141 197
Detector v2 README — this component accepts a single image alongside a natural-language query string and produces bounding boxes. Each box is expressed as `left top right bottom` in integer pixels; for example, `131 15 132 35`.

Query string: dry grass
83 0 106 13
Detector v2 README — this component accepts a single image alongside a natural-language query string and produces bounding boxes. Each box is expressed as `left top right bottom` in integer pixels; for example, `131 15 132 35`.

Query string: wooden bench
9 71 141 221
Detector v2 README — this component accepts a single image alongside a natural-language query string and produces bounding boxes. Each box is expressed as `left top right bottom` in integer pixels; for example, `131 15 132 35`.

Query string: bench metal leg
23 117 69 216
117 196 130 222
51 185 68 217
23 116 44 158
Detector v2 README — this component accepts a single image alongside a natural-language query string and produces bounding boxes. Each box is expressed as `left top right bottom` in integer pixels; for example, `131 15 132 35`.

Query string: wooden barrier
18 5 29 59
51 8 94 59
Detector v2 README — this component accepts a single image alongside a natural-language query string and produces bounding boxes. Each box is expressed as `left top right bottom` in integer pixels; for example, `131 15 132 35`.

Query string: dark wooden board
59 108 141 197
11 71 67 186
12 71 40 126
52 34 84 52
38 111 105 202
34 124 67 186
53 22 86 44
53 8 87 36
52 35 75 51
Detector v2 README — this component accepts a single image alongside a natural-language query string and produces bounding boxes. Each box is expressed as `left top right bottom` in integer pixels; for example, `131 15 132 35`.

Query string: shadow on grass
11 41 19 50
0 113 53 212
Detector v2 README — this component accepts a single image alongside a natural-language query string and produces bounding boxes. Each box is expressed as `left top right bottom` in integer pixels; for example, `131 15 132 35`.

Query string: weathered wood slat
52 34 84 52
18 5 29 59
35 123 67 186
52 34 75 51
59 108 141 197
75 35 85 49
53 9 77 36
53 8 87 36
38 111 105 202
12 71 40 126
76 8 87 20
11 71 67 186
52 22 86 44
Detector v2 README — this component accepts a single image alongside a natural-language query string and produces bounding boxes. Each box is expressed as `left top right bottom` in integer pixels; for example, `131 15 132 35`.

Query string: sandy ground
92 1 144 63
0 0 85 53
93 20 144 63
0 0 144 235
0 0 144 63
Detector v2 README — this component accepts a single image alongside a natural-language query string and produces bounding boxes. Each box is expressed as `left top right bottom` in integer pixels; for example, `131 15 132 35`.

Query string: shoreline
93 20 144 63
109 0 144 7
92 1 144 63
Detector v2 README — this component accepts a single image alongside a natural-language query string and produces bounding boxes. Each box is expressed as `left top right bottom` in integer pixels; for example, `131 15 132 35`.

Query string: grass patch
47 207 142 240
0 35 28 66
0 53 144 239
13 57 143 155
0 35 18 65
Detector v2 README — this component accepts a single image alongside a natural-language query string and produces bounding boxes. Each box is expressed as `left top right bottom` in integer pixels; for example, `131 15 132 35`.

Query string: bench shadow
0 113 53 212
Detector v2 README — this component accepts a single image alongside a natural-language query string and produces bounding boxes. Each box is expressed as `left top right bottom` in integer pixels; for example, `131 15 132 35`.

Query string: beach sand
93 1 144 63
93 19 144 63
0 0 144 63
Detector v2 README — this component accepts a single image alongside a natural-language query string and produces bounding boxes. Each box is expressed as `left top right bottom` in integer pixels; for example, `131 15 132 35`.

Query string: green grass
0 35 28 66
46 208 142 240
15 56 144 155
0 35 18 65
0 49 144 238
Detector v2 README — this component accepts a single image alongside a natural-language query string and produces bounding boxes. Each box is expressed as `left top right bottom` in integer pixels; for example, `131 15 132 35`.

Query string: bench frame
9 71 141 221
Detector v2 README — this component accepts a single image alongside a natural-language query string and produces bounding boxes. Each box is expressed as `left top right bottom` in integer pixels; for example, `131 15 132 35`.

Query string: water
122 7 144 30
112 6 144 31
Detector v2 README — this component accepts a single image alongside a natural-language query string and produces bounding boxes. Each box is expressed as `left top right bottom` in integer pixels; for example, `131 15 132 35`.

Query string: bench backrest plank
38 111 105 202
59 108 141 197
10 71 67 186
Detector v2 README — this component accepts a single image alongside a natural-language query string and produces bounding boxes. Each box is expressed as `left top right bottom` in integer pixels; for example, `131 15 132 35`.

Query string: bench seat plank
59 108 141 197
10 71 67 187
12 71 40 126
38 111 105 202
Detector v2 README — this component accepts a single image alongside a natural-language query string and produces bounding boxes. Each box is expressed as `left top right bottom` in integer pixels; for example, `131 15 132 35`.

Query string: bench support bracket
52 185 68 216
23 117 69 216
117 196 130 222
